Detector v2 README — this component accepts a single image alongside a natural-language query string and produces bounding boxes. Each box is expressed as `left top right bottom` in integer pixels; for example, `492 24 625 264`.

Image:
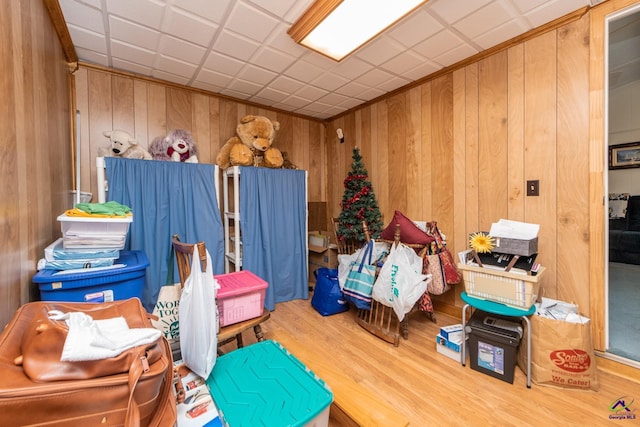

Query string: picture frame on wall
609 142 640 170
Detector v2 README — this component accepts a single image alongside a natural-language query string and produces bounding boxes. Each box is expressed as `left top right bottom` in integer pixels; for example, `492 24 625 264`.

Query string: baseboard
596 351 640 384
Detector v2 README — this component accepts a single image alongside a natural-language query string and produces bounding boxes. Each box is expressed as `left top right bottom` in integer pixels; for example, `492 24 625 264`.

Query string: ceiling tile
237 64 278 86
380 51 429 76
164 6 218 47
335 81 371 98
151 69 190 85
268 75 306 94
358 86 387 100
228 78 266 95
59 0 104 33
158 35 207 64
434 43 479 67
356 36 407 66
225 2 280 43
155 55 199 78
474 19 529 50
194 68 234 88
524 0 590 28
109 16 161 51
317 92 352 107
428 0 493 24
294 84 329 101
110 40 156 67
377 75 411 92
511 0 556 14
413 29 466 62
203 51 245 76
453 2 514 40
403 60 441 81
220 88 252 100
106 0 165 29
357 68 396 87
247 0 301 18
255 86 291 103
111 57 151 75
262 23 308 56
77 47 108 66
311 72 349 92
283 60 325 83
331 57 371 80
388 9 444 47
282 0 315 23
251 47 297 73
191 81 224 94
172 0 233 23
277 95 312 109
68 25 107 54
213 30 261 62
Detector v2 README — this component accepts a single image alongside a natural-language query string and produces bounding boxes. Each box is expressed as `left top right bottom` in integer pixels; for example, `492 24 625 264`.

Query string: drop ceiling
59 0 602 121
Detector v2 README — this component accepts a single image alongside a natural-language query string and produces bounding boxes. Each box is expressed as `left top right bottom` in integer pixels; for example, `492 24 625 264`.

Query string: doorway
606 3 640 363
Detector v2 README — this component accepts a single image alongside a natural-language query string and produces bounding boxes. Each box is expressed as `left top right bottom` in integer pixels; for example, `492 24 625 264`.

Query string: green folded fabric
76 201 132 216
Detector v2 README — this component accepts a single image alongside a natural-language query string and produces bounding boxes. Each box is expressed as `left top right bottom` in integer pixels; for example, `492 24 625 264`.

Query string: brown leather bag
0 298 176 427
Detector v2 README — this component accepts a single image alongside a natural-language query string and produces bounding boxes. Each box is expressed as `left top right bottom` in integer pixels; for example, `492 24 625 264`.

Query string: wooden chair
171 234 270 353
334 220 432 346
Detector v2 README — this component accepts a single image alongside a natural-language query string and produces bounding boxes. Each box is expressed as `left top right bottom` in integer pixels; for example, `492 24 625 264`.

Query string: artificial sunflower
469 232 495 253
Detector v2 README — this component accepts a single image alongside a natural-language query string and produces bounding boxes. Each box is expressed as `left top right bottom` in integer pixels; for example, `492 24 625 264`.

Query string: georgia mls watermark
609 396 636 420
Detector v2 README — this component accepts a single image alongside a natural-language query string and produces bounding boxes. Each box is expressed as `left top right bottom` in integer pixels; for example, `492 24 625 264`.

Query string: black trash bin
467 309 523 384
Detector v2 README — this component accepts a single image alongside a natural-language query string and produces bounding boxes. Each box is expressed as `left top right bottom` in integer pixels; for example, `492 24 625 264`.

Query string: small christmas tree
337 147 384 244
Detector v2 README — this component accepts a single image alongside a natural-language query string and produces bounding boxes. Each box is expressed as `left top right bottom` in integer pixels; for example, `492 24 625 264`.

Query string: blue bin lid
33 250 149 288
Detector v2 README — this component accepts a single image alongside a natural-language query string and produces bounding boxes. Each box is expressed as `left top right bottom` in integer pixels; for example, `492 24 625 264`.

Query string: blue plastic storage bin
206 340 333 427
33 250 148 303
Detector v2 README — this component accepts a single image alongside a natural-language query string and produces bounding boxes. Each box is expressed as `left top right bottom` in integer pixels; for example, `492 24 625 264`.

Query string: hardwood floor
222 297 640 426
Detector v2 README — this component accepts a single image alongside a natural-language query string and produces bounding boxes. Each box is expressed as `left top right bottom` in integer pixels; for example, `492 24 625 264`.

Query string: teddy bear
215 115 283 169
149 129 198 163
101 129 152 160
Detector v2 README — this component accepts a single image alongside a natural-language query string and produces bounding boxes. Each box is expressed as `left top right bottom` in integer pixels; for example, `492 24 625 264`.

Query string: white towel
48 310 162 362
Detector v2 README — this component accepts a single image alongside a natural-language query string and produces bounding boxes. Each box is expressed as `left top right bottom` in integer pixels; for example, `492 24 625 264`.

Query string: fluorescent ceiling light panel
289 0 428 61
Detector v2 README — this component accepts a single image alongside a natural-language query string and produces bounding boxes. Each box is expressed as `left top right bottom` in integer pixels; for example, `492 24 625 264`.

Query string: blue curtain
239 167 308 311
105 158 224 312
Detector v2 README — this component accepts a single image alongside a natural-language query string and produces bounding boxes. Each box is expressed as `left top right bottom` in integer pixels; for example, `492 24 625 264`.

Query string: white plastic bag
179 245 219 379
372 242 429 321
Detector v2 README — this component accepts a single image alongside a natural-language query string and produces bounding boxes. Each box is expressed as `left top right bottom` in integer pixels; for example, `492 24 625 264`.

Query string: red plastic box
214 270 268 327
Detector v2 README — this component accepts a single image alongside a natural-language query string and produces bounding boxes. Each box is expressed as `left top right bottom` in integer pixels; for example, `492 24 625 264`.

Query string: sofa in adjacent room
609 194 640 265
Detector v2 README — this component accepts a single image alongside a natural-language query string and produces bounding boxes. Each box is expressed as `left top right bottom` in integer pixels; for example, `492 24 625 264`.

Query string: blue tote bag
311 268 350 316
342 240 377 310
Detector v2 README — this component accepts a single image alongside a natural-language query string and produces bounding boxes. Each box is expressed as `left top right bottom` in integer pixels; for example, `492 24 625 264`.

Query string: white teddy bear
101 130 152 160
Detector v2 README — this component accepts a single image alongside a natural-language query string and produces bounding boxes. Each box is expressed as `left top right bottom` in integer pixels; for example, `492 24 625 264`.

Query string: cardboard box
440 324 463 341
308 231 338 283
436 334 464 353
436 335 467 363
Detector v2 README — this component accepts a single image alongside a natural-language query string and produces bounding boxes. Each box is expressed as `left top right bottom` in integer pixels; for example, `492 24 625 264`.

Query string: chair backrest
331 218 371 255
172 234 208 288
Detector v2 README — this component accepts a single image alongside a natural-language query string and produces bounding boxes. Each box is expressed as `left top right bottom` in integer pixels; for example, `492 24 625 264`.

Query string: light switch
527 180 539 196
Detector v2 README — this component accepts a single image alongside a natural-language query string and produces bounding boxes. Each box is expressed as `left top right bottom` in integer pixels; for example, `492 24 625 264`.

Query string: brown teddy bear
215 115 283 169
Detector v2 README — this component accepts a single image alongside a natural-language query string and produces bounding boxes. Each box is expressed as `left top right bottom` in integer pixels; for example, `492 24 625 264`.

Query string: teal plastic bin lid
206 340 333 427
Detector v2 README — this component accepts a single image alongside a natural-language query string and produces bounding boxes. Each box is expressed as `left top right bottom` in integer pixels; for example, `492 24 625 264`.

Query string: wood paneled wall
0 0 72 328
73 65 325 203
326 14 591 319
